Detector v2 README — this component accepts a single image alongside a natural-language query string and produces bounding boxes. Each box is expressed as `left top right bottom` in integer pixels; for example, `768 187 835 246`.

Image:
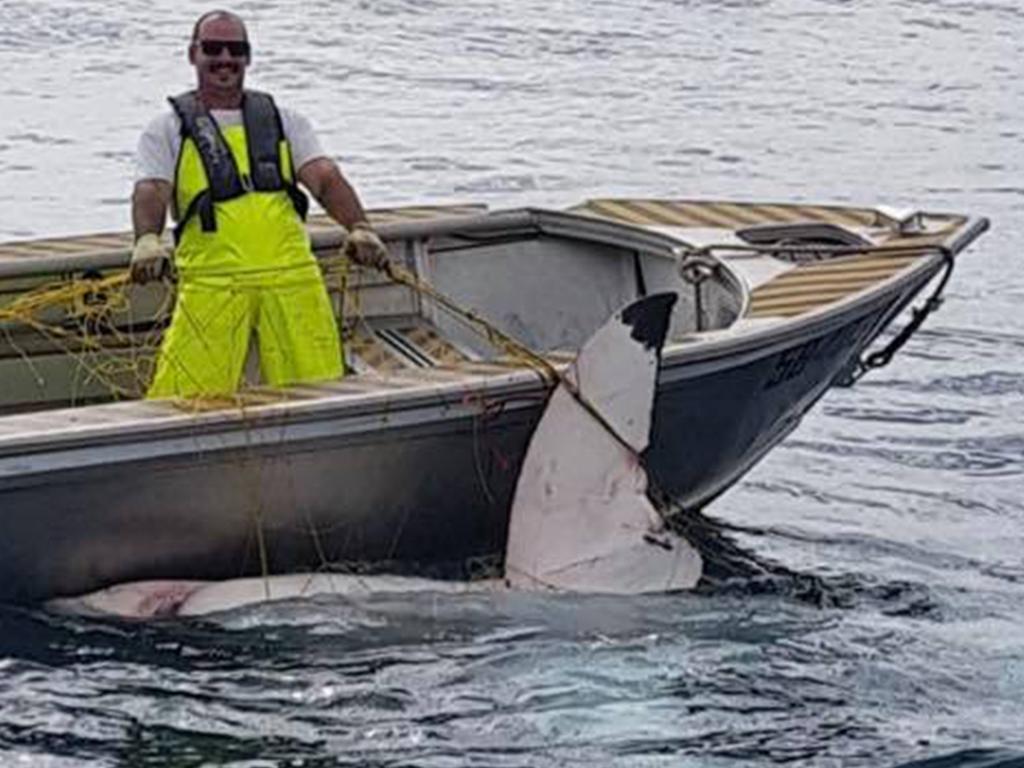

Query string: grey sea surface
2 0 1023 765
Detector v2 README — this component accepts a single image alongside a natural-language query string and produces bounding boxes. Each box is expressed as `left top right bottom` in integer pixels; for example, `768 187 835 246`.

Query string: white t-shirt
134 105 326 210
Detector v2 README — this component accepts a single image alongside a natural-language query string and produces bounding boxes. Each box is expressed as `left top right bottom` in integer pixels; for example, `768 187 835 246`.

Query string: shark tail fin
504 293 702 594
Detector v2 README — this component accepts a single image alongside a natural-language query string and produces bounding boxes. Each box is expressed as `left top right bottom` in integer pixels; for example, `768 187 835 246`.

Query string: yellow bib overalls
147 123 343 398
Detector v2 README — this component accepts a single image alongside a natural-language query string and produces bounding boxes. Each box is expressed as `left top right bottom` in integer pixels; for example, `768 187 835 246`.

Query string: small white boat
0 199 989 602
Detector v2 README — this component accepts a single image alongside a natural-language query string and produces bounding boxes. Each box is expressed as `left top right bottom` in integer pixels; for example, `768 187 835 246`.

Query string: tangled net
0 250 372 409
0 270 176 403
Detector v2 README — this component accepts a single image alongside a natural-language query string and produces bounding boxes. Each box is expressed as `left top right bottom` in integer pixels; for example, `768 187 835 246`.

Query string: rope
0 271 166 398
382 262 560 382
322 254 649 465
0 272 128 331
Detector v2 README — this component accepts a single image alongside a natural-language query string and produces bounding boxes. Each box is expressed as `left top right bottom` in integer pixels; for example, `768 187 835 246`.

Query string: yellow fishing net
0 271 173 402
0 255 361 408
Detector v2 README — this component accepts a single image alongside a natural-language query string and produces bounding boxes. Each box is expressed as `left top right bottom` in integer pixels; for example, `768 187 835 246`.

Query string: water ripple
2 0 1024 764
783 435 1022 474
824 404 988 425
0 2 127 50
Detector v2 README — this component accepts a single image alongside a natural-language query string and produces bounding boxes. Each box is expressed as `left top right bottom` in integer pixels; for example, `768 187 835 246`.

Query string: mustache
210 62 240 72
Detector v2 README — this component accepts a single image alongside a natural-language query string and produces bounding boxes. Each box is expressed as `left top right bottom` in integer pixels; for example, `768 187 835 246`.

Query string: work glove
343 222 389 269
130 233 172 284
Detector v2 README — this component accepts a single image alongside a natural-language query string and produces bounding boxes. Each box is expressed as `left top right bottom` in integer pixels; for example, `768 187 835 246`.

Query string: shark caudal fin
504 293 702 594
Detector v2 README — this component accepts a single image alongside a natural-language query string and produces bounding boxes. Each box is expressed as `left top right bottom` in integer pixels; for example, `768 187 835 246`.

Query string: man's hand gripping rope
130 234 172 285
342 222 389 268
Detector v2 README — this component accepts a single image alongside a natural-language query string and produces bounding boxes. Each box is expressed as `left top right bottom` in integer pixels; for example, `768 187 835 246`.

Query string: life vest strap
242 91 285 192
173 191 217 244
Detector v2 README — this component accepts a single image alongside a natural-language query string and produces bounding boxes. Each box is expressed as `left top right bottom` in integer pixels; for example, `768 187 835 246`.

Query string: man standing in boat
130 9 386 398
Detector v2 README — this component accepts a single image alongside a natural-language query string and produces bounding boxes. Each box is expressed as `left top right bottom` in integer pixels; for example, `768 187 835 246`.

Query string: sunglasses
198 39 251 57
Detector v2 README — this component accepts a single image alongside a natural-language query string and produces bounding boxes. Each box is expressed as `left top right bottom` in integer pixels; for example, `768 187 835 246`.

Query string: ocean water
1 0 1023 765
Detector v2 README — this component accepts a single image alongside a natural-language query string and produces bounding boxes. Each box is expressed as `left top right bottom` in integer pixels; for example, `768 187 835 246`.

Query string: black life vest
169 89 309 243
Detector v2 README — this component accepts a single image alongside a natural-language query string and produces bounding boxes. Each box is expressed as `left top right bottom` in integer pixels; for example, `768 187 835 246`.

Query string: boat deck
571 198 968 318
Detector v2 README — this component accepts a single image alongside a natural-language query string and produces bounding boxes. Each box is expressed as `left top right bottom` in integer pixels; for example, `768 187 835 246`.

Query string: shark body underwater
52 293 705 619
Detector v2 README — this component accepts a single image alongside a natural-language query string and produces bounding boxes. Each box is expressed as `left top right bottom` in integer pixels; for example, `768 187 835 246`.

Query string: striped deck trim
572 198 883 230
0 204 485 261
347 323 474 375
307 204 486 231
402 325 472 367
347 331 406 374
747 253 925 318
574 198 967 241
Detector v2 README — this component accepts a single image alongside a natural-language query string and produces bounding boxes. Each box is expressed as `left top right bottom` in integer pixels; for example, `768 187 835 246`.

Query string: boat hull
0 280 913 602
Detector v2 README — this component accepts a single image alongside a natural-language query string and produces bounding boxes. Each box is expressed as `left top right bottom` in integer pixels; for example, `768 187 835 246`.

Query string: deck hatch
736 222 873 253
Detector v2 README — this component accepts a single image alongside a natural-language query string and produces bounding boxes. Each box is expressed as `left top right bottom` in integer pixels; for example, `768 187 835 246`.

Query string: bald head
191 10 247 44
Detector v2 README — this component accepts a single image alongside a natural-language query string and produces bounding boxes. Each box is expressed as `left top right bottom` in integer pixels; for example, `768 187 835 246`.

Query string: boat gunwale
0 250 950 461
0 207 988 460
0 208 694 279
0 367 550 459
